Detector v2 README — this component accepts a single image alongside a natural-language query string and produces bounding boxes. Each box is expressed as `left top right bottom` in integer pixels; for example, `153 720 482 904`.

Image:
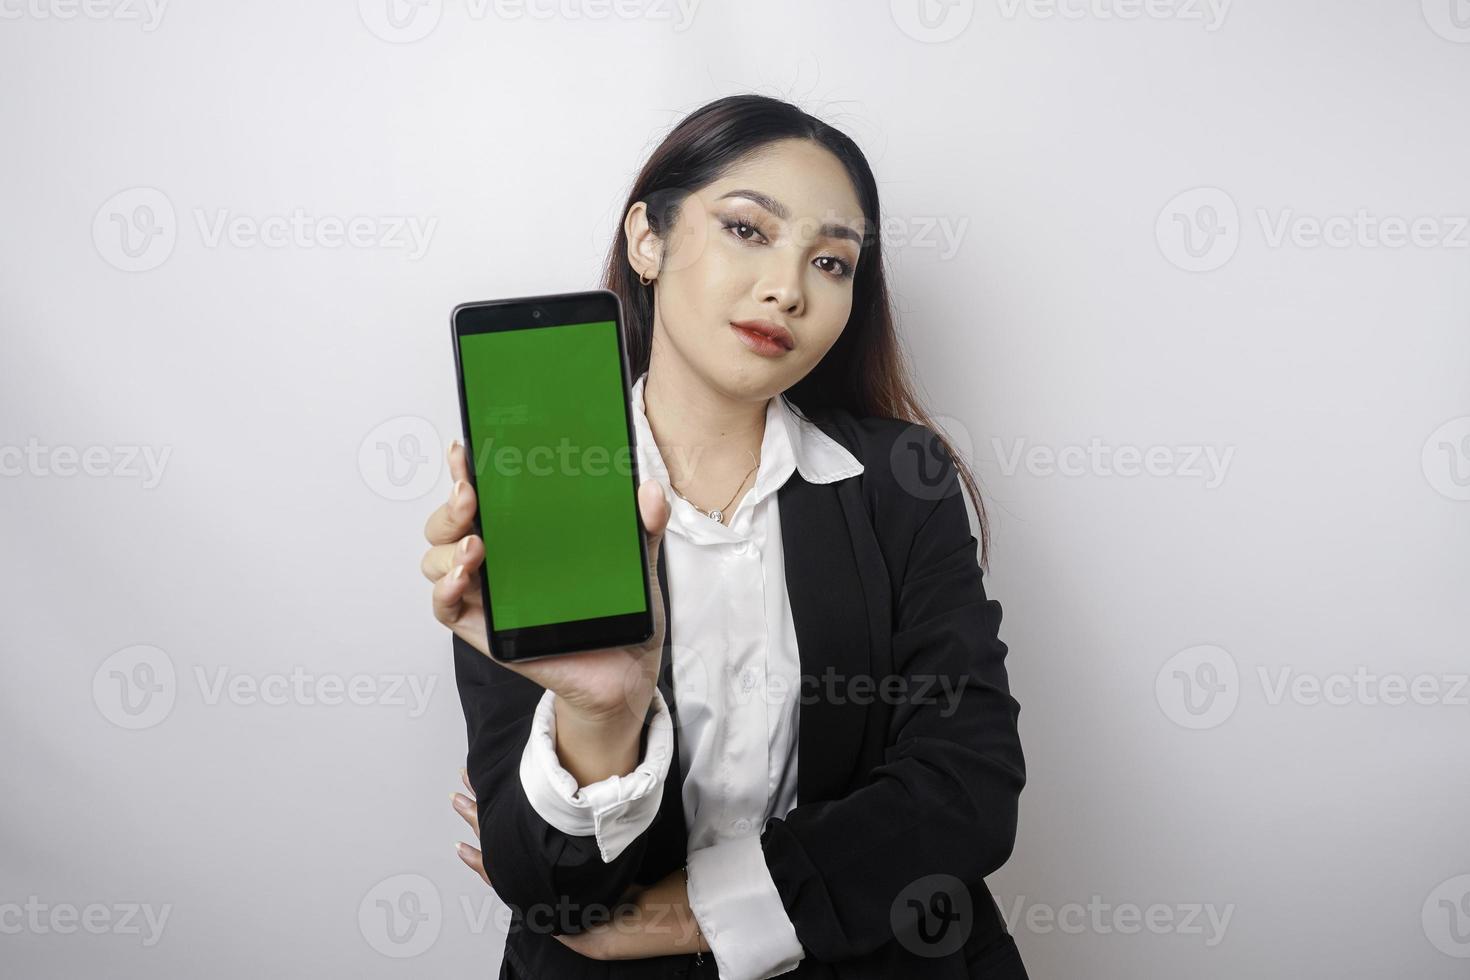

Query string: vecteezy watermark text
743 668 971 718
0 0 168 30
1156 644 1470 729
659 657 975 724
992 437 1235 488
997 894 1234 946
93 188 438 272
1158 187 1470 272
359 874 703 958
358 0 704 43
93 645 440 729
1 438 172 488
0 897 171 946
994 0 1230 31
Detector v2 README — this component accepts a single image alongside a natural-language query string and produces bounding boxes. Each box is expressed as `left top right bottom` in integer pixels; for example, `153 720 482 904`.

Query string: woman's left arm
757 430 1027 965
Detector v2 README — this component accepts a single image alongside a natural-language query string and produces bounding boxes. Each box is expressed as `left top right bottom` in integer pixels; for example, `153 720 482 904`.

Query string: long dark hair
600 94 993 569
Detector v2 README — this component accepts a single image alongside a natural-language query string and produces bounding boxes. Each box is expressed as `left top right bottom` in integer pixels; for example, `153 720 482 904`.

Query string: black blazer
453 408 1029 979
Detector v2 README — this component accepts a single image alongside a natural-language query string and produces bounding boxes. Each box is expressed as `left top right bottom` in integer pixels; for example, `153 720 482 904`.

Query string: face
626 138 868 402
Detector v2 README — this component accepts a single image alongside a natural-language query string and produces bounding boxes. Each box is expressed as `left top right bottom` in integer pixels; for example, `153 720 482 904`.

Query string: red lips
730 320 795 350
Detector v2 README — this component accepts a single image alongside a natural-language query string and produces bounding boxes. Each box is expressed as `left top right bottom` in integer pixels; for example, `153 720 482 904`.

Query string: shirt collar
630 371 863 535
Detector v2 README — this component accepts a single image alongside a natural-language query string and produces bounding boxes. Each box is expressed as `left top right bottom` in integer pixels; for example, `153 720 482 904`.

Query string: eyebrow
716 189 864 247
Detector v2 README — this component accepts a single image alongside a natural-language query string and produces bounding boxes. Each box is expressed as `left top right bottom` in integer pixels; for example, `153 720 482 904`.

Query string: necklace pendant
708 509 723 523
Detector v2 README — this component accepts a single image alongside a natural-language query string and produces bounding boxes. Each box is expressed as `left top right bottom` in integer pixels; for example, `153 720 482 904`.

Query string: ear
624 200 663 279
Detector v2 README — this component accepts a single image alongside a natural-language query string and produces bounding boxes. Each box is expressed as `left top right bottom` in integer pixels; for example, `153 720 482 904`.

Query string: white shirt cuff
517 687 672 864
686 835 805 980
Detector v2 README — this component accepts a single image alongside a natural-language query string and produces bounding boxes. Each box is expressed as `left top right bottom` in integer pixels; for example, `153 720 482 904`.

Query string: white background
2 1 1468 976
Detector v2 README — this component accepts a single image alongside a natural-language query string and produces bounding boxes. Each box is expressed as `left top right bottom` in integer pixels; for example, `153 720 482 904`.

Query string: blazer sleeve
757 432 1026 963
452 633 664 932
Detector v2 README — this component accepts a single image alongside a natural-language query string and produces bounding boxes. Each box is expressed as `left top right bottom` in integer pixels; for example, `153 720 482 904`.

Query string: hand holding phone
424 438 671 726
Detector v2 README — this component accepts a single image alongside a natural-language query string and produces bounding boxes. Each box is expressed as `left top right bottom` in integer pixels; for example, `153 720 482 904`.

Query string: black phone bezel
449 289 655 663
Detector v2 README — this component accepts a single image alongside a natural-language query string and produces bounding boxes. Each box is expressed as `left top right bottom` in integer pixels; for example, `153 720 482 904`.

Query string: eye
816 255 855 280
721 217 767 243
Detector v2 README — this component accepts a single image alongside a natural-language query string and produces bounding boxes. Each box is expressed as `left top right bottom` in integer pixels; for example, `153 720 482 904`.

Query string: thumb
638 478 670 546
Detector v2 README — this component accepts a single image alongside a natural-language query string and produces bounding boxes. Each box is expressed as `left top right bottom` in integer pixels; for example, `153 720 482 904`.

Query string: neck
642 349 768 502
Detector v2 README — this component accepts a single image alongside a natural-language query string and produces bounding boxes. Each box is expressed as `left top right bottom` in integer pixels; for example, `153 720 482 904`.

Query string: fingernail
459 536 470 556
451 564 464 583
452 480 463 504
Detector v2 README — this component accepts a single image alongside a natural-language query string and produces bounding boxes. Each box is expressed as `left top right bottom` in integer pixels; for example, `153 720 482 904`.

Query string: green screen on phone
457 319 647 632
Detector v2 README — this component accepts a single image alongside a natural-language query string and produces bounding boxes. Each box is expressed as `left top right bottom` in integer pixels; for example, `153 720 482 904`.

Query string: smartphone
450 289 654 662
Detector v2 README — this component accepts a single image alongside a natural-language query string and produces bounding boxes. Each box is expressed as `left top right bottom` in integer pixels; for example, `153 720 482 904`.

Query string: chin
707 363 789 400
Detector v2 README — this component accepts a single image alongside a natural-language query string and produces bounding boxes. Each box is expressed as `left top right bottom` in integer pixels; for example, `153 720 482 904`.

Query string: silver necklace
670 450 759 524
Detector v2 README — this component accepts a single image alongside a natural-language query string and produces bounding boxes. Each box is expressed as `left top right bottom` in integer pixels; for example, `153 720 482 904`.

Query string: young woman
424 94 1028 978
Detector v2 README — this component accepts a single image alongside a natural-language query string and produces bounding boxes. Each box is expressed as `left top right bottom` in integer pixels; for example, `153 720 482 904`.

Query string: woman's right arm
450 633 667 928
424 440 674 931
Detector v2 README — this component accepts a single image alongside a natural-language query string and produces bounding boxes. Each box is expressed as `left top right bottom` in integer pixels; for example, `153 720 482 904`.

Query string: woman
423 94 1028 978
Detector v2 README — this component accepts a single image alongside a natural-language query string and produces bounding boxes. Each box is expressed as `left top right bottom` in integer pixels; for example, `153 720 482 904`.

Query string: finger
460 767 475 799
448 439 469 485
432 559 479 628
638 480 671 647
451 792 479 836
421 533 484 583
456 841 490 887
638 478 670 565
424 477 478 546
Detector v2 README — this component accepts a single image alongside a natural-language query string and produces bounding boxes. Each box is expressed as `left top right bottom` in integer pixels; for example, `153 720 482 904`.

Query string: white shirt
517 370 865 980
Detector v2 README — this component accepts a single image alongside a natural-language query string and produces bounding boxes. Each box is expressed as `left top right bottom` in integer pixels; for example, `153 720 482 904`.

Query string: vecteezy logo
892 874 973 957
1423 874 1470 958
93 187 177 272
1155 644 1239 729
890 0 975 42
1422 0 1470 42
93 644 177 729
358 416 443 501
1421 416 1470 501
890 418 973 502
358 873 442 957
657 640 714 736
1156 187 1240 272
359 0 443 43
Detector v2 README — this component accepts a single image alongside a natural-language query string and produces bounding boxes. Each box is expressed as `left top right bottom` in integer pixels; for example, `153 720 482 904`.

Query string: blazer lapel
650 461 879 837
779 469 873 804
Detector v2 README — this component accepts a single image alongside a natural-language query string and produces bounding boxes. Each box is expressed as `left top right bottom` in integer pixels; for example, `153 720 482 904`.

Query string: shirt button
734 818 751 834
733 540 750 556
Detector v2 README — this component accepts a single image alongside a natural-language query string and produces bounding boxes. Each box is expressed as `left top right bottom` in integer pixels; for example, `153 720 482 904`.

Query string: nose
755 251 805 318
